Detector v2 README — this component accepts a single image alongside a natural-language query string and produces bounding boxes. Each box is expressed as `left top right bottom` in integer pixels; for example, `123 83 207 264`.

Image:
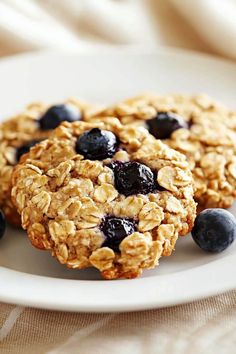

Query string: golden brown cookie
12 119 196 279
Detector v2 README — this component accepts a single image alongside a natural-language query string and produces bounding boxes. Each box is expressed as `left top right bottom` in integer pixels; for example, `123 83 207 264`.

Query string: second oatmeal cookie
0 98 93 225
93 93 236 209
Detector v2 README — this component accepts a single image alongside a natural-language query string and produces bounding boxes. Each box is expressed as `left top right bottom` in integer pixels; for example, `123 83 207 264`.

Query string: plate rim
1 255 236 312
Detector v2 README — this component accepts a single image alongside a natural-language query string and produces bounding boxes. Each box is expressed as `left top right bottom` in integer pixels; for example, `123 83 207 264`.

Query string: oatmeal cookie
12 119 196 279
0 98 92 225
93 93 236 209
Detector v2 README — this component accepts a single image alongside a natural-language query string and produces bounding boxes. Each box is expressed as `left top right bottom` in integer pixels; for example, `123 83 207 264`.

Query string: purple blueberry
113 161 156 196
75 128 118 160
101 217 136 252
146 112 188 139
191 209 236 252
39 104 81 130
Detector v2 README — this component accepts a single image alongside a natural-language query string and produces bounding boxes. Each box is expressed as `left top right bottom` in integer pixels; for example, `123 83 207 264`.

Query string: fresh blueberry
101 217 136 252
146 111 188 139
113 161 156 196
16 140 41 162
0 210 6 240
191 209 236 252
39 104 81 130
75 128 118 160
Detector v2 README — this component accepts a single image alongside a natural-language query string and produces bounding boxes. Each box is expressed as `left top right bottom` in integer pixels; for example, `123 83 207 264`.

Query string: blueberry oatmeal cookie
93 93 236 209
12 119 196 279
0 98 91 225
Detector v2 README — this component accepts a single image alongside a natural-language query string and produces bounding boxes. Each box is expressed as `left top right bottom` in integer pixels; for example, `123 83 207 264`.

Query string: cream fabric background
0 1 236 353
1 291 236 354
1 0 236 59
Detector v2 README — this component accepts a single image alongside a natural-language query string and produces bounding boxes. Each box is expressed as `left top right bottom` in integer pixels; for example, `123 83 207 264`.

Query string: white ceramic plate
0 49 236 312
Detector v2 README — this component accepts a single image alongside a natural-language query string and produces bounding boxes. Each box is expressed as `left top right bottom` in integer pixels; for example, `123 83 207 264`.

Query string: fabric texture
0 0 236 353
0 291 236 354
0 0 236 59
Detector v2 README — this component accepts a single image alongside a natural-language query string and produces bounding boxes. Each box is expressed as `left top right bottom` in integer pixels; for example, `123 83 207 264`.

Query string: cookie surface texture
12 119 196 279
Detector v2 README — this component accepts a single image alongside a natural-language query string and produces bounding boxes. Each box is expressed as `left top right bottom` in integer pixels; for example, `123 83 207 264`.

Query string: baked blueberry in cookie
76 128 118 160
112 161 156 196
101 217 136 252
39 104 81 130
146 112 188 139
12 119 196 279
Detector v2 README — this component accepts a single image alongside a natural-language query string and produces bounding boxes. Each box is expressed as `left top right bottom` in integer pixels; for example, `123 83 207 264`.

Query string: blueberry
101 217 136 252
39 104 81 130
113 161 156 196
75 128 118 160
16 140 41 162
191 209 236 252
146 112 188 139
0 210 6 240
